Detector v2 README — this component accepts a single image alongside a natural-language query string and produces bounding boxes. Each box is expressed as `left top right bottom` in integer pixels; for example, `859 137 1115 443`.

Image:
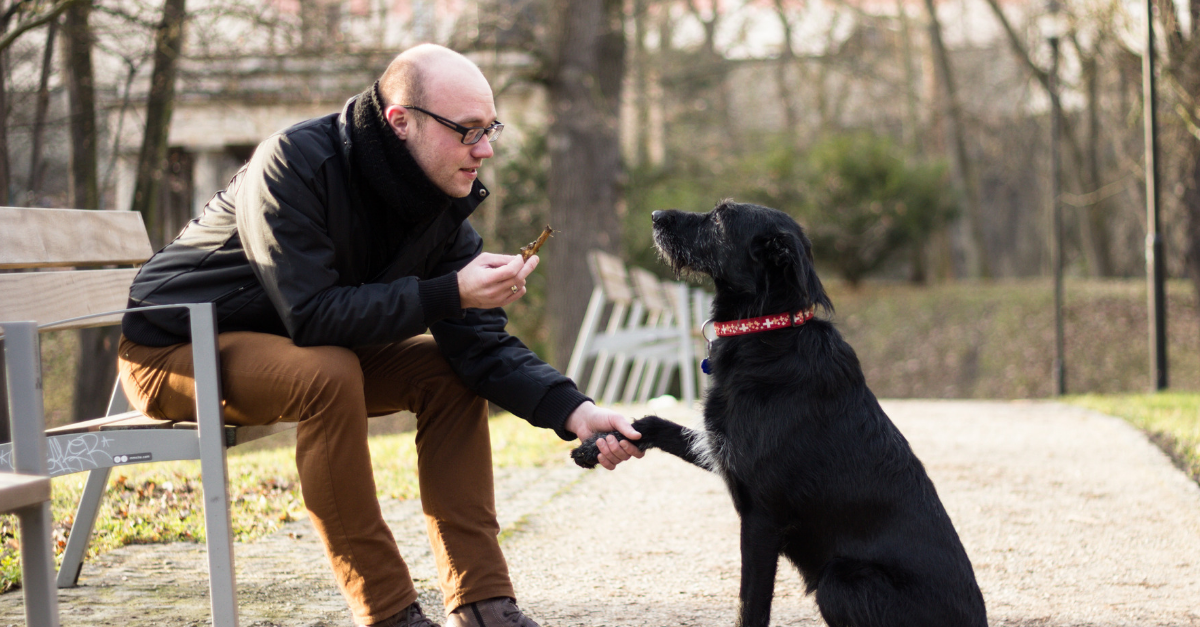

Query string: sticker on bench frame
113 453 153 464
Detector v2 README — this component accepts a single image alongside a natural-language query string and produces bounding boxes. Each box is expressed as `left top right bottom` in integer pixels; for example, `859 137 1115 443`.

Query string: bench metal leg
638 358 662 404
19 502 60 627
59 379 126 588
622 357 647 405
189 304 239 627
56 467 111 588
4 322 60 627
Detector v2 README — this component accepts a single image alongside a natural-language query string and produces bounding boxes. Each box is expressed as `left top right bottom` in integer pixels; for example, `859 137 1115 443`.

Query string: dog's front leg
570 415 714 470
736 509 781 627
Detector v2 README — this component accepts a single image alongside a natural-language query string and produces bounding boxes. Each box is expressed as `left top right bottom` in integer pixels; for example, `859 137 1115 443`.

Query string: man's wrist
534 384 590 441
418 272 463 324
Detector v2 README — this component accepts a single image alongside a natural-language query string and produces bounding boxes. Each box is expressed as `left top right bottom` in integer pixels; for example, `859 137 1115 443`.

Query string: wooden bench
0 206 296 627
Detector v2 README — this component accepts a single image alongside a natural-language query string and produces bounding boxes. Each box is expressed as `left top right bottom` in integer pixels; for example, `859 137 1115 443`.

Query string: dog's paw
569 422 656 469
570 432 625 469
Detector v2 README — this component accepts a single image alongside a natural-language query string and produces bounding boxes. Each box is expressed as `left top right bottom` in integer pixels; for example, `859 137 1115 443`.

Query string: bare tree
25 15 55 202
129 0 186 245
545 0 625 367
922 0 988 278
0 0 76 53
63 0 96 210
980 0 1117 276
1154 0 1200 309
63 0 119 423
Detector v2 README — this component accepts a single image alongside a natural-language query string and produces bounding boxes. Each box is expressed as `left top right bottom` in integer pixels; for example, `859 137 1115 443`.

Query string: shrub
798 133 956 285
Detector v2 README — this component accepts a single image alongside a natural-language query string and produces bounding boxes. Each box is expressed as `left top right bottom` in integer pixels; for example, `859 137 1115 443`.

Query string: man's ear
384 104 411 140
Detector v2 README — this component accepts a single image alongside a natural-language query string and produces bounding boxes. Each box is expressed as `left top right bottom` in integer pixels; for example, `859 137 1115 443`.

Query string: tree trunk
546 0 626 369
1079 53 1114 276
1184 140 1200 306
63 1 97 211
631 0 649 168
130 0 187 246
922 0 988 278
772 0 800 147
63 2 116 423
26 17 57 202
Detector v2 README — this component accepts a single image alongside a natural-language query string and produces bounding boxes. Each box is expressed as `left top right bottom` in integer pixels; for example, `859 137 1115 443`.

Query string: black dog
572 201 986 627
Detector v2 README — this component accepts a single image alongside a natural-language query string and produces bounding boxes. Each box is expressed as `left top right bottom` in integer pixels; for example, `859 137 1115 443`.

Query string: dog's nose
652 210 664 222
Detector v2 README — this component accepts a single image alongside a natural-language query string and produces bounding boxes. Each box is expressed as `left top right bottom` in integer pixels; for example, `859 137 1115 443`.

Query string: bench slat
0 207 153 269
43 411 299 449
45 411 151 436
0 268 138 330
589 250 633 304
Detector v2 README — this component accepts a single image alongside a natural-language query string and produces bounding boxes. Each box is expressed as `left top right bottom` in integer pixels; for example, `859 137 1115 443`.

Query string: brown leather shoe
445 597 541 627
366 601 441 627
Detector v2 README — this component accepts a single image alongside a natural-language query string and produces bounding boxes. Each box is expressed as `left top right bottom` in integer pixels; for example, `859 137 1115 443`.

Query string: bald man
118 44 643 627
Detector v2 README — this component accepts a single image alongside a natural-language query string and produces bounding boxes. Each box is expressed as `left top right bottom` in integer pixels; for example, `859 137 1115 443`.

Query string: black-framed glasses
402 105 504 145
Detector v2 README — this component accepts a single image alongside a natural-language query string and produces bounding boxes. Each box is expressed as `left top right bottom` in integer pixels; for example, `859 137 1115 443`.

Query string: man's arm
235 133 441 347
427 222 642 465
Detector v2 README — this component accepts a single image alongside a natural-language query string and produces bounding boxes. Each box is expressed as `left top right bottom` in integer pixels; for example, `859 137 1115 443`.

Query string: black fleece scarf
349 80 453 278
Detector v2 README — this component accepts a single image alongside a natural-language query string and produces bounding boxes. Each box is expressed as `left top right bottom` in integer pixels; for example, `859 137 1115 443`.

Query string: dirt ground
2 400 1199 626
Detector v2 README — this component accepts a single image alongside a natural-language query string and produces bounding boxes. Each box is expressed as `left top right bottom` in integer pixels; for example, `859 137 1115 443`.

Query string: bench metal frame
1 303 245 625
1 321 59 627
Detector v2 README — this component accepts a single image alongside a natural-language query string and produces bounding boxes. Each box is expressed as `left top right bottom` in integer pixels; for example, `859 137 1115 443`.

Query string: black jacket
122 96 588 439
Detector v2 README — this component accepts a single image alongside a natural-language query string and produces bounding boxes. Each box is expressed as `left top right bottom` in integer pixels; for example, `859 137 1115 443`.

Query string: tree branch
0 0 78 53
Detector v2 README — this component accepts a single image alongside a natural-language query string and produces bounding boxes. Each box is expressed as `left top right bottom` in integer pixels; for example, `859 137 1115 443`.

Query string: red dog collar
710 309 816 338
700 309 817 375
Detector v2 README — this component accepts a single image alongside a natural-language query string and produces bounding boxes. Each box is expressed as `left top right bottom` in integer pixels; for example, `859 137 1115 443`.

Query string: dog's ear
753 231 834 313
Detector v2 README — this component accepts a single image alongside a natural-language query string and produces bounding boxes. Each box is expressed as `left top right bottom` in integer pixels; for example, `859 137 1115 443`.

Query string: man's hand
564 402 643 470
459 253 538 309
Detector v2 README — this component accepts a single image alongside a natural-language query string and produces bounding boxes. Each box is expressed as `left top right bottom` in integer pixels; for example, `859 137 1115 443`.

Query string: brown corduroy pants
117 331 514 625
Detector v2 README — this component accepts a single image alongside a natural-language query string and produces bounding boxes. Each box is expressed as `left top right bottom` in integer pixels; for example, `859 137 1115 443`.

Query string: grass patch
826 278 1200 398
1066 393 1200 485
0 413 572 593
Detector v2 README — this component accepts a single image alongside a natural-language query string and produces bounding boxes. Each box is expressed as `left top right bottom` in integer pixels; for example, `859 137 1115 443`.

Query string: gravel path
3 400 1199 626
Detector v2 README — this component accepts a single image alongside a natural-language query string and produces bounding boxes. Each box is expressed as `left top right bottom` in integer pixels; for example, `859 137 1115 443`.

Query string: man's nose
472 138 495 159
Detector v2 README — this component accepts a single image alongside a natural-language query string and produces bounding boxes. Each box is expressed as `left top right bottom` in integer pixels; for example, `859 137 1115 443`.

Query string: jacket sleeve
429 222 590 440
235 132 448 347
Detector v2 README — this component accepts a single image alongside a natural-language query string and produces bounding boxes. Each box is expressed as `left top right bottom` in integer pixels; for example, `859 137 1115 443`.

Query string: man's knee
358 335 484 417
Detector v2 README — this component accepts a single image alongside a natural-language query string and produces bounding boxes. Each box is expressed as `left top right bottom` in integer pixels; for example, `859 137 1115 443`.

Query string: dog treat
520 225 554 261
570 430 648 469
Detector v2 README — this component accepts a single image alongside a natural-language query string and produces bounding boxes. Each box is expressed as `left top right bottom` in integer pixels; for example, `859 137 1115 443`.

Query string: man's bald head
378 44 489 109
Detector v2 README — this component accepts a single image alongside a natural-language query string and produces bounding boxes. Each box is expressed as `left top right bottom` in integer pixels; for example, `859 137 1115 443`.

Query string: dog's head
652 200 833 318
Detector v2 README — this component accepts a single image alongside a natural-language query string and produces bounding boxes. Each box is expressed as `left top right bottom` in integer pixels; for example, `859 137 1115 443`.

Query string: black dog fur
572 201 987 627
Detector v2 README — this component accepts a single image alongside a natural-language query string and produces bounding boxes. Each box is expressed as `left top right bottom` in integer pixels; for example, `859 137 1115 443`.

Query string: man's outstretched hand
458 253 538 310
564 402 643 470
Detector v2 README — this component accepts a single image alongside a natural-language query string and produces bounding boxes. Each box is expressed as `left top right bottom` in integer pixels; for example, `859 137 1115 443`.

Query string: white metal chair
566 250 704 405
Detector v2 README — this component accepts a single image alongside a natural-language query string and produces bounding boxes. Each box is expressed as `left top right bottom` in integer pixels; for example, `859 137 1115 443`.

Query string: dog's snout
652 210 665 223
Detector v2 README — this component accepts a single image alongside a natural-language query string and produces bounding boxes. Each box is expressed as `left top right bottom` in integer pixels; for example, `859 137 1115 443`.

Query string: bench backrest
0 207 154 332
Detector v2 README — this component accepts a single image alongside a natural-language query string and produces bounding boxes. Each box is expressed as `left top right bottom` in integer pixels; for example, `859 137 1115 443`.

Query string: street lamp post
1042 1 1066 396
